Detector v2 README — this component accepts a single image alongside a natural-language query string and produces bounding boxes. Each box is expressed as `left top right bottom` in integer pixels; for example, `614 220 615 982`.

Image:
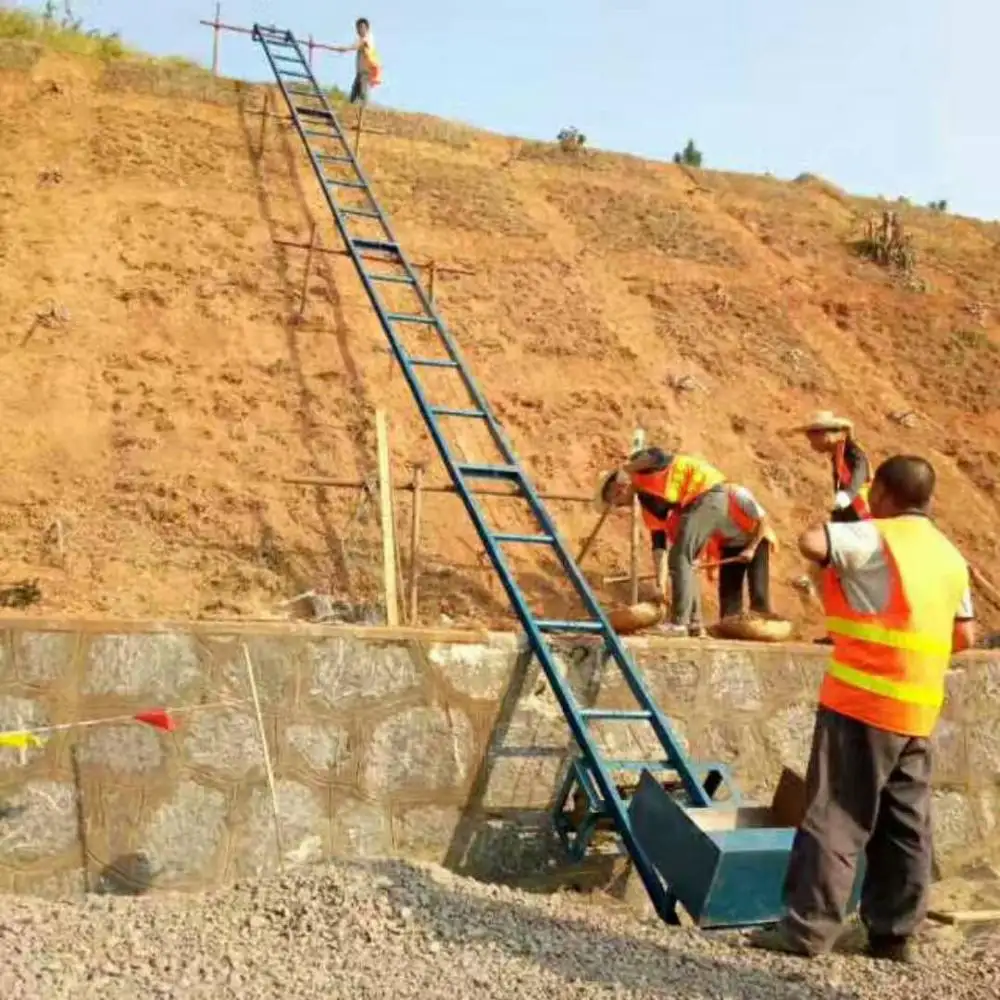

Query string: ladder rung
316 153 354 164
369 272 415 285
271 54 302 63
457 463 520 480
386 312 436 325
410 357 458 368
304 129 344 141
604 759 676 772
580 709 653 722
278 70 312 79
325 177 367 189
353 238 398 253
296 107 334 119
429 406 486 419
493 532 555 545
535 620 605 634
341 207 381 219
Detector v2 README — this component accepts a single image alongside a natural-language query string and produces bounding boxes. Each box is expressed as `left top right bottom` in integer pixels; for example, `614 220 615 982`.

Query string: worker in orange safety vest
749 454 976 963
597 449 775 635
333 17 383 104
794 410 873 521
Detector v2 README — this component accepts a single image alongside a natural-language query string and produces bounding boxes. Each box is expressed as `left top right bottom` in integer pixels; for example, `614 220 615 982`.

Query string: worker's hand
735 546 756 564
833 490 851 510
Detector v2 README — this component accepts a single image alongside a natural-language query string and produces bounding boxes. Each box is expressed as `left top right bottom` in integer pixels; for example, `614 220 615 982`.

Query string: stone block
184 709 264 779
77 723 165 774
0 781 77 861
932 790 977 855
143 782 227 882
12 631 76 685
308 637 419 709
966 723 1000 781
480 752 566 810
692 718 774 800
365 706 473 796
0 695 48 769
930 719 968 786
85 634 200 700
285 722 353 776
639 652 703 715
707 650 763 711
330 796 391 858
392 804 461 861
762 704 815 775
0 635 12 684
211 635 303 708
230 780 326 878
427 641 517 700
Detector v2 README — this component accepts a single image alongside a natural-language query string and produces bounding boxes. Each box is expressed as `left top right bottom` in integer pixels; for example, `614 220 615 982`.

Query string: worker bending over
715 485 777 620
796 410 872 521
333 17 382 104
597 449 774 635
750 455 975 963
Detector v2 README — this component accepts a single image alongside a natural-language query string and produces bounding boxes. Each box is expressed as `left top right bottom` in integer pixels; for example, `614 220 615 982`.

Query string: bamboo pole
243 644 284 869
211 2 221 75
629 427 645 603
575 509 609 564
408 465 424 624
375 410 400 626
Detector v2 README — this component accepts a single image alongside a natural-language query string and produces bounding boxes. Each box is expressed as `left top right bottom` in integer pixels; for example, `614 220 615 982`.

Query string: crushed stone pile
0 858 997 999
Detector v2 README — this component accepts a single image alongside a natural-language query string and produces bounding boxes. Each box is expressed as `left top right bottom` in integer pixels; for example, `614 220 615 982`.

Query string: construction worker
715 486 778 621
333 17 382 104
795 410 872 521
749 455 976 962
598 448 772 635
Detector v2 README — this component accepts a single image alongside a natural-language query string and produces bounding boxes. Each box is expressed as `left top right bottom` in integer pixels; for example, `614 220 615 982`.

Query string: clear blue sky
60 1 1000 219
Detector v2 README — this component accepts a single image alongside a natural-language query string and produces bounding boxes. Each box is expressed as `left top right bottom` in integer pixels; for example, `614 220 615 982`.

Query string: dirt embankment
0 48 998 633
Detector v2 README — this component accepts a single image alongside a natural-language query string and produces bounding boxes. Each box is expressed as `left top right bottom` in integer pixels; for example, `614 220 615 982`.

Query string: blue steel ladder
252 24 729 920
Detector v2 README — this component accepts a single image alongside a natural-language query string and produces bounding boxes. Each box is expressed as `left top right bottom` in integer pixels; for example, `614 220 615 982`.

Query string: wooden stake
307 34 315 66
211 1 221 75
243 643 284 869
409 465 424 624
575 509 609 565
428 259 437 302
628 426 645 604
297 221 317 319
375 410 400 626
258 90 269 155
354 105 366 157
389 458 407 624
70 744 90 895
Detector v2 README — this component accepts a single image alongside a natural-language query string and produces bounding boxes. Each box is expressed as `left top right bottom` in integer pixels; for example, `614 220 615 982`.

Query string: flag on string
0 731 45 749
134 709 176 732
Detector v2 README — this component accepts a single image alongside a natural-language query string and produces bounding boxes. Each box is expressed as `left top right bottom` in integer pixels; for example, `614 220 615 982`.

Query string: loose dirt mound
1 48 998 632
2 857 998 998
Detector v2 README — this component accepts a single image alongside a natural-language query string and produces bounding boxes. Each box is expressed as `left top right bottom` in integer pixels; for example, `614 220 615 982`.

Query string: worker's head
356 17 370 37
805 427 847 455
868 455 936 517
598 469 634 509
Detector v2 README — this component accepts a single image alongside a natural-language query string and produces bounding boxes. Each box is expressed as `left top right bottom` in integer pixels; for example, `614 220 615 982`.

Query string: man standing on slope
333 17 382 104
750 455 976 963
597 449 774 635
795 410 873 522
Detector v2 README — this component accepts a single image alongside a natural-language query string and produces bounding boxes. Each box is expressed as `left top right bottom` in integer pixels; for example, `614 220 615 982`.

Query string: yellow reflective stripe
825 617 951 655
827 660 943 708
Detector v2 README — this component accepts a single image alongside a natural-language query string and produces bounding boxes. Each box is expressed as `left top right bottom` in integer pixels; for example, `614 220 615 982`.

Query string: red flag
135 709 176 732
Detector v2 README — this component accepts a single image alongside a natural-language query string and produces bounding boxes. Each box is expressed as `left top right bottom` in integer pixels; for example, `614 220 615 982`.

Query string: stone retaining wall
0 619 997 898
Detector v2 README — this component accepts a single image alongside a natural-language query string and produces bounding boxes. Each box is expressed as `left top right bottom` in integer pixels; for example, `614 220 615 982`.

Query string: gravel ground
0 858 997 999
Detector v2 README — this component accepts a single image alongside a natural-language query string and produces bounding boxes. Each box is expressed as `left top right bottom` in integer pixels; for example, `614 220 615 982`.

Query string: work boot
688 624 708 638
866 934 915 964
656 623 690 638
746 923 815 958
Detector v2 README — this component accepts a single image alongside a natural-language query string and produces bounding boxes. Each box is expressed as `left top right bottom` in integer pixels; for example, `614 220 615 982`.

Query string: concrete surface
0 618 997 899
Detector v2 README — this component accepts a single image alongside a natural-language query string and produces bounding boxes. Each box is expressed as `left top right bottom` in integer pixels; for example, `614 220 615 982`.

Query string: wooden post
575 509 609 565
629 427 645 604
354 105 366 157
307 34 315 66
428 260 437 303
408 465 424 624
375 410 400 626
211 2 221 75
297 222 317 319
258 90 269 155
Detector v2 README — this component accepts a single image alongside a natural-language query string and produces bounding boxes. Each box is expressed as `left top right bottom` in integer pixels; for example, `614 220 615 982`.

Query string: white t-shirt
827 519 974 618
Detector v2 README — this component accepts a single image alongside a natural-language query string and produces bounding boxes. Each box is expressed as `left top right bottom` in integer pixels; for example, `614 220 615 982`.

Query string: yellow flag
0 732 45 749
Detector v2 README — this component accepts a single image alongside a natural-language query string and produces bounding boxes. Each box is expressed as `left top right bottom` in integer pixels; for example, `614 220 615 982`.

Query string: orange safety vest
630 455 726 512
833 438 872 519
819 516 968 737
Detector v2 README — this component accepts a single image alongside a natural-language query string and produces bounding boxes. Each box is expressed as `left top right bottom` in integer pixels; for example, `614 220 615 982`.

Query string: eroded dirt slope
1 49 998 631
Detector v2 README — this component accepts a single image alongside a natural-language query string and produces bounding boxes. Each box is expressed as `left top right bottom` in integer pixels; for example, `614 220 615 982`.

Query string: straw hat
792 410 853 434
594 468 625 512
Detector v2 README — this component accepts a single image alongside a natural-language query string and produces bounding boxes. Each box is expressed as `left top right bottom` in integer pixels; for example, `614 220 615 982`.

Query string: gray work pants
782 706 934 954
668 487 729 626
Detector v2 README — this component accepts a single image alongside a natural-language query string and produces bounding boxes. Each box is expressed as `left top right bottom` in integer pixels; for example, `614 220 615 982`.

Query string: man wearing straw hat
596 448 775 636
794 410 873 522
750 454 976 962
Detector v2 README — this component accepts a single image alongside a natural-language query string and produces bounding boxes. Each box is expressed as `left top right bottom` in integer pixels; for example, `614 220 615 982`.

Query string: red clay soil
1 50 998 636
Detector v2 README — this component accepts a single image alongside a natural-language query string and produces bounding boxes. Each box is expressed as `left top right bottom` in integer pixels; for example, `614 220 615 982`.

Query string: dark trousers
350 71 370 104
782 707 933 954
718 540 772 618
830 505 862 524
